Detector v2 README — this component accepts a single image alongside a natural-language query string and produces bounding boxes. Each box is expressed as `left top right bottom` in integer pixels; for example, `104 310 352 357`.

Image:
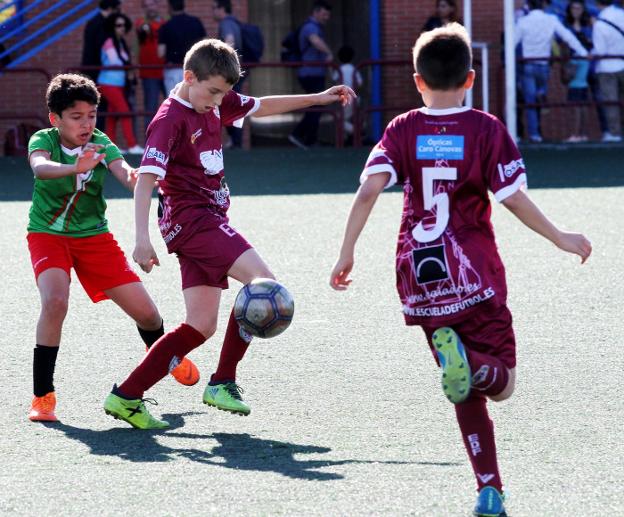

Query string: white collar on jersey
171 93 194 109
418 106 471 116
60 144 82 155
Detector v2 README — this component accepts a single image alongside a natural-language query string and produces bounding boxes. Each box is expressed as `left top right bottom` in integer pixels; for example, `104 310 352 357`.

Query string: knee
135 305 162 331
188 318 218 340
41 294 69 320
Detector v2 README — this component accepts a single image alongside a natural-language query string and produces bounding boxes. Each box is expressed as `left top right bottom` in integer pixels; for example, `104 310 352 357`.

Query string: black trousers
292 75 325 145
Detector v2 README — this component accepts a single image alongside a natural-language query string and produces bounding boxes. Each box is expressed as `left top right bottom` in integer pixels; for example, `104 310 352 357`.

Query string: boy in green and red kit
27 73 199 423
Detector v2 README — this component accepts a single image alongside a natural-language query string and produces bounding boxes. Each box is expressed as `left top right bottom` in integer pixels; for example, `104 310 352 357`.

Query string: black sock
33 345 59 397
137 320 164 349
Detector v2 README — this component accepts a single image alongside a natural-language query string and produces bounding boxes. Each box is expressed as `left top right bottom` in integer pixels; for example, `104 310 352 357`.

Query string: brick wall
0 0 602 154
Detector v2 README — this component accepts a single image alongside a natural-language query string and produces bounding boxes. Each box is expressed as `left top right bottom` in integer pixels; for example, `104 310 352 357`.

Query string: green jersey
27 128 123 237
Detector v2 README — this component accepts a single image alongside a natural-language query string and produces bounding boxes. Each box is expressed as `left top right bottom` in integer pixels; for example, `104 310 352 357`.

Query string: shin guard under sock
33 344 59 397
118 323 205 399
455 393 503 491
211 310 252 383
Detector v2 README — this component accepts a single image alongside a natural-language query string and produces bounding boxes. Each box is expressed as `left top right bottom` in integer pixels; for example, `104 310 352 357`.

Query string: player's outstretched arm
253 85 356 118
502 189 592 263
109 158 138 192
330 172 390 290
29 145 104 179
133 173 160 273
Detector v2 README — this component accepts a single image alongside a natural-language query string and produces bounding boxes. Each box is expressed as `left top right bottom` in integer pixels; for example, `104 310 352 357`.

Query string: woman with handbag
97 13 144 154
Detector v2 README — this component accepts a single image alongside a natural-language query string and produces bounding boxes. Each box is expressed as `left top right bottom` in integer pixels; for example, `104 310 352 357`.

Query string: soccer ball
234 278 295 338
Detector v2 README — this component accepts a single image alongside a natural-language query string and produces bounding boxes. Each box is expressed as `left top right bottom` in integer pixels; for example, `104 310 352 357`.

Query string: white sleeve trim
232 97 261 128
360 163 398 189
494 173 528 202
139 165 166 179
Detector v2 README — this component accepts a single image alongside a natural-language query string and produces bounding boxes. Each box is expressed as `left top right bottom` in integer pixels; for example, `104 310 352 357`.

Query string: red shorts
176 222 252 290
27 232 140 303
421 304 516 369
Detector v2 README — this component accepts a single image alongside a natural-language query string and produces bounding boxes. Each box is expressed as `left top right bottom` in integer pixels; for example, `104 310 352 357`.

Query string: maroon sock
455 394 503 491
211 310 252 383
118 323 206 399
465 349 509 397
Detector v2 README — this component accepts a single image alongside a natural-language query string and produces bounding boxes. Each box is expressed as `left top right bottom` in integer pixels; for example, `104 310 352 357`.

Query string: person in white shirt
330 45 363 139
593 0 624 142
515 0 588 142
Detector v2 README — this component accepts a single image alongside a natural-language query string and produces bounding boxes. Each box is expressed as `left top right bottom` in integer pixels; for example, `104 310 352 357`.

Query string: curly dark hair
46 73 100 115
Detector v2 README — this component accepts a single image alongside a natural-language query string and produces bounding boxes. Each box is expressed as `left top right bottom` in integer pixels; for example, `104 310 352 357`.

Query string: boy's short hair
215 0 232 13
46 73 100 115
527 0 544 9
99 0 120 9
183 38 241 84
413 23 472 91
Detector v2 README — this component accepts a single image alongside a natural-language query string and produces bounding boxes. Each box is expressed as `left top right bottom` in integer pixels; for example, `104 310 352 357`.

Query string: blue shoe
432 327 471 403
474 486 507 517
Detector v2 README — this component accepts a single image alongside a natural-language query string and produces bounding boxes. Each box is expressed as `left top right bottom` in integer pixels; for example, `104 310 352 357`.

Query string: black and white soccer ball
234 278 295 338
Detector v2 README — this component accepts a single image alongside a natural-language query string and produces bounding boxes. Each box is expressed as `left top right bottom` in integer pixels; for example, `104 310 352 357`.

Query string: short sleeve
360 119 403 189
139 116 180 179
218 90 260 128
485 119 528 202
28 130 53 156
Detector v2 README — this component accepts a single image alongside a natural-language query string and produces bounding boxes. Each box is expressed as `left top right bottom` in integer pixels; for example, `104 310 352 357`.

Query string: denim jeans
521 62 550 139
142 78 166 133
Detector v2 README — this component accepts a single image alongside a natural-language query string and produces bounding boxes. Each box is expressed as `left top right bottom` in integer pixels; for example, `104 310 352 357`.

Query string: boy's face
50 100 97 149
184 71 233 114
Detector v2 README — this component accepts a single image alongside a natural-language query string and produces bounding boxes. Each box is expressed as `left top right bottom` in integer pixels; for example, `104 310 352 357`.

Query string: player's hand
330 256 354 291
75 144 104 173
317 85 357 107
133 241 160 273
556 231 592 264
127 168 139 190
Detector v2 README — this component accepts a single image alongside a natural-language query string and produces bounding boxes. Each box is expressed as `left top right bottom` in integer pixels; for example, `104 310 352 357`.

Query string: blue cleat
474 486 507 517
432 327 471 403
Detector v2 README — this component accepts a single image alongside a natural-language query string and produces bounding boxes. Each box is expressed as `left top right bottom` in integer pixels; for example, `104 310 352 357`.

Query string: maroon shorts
27 232 140 303
421 304 516 369
176 222 252 290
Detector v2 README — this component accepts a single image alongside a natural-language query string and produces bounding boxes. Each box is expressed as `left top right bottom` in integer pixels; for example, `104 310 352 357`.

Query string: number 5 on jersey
412 167 457 243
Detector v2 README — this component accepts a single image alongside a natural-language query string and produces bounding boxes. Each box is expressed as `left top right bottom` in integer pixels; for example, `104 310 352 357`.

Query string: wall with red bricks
0 0 600 154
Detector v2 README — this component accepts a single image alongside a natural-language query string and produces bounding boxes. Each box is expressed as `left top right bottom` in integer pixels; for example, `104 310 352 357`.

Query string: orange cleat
28 392 58 422
170 356 200 386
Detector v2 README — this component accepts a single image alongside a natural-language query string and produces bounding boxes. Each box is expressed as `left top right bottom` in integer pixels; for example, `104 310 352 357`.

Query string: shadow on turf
43 412 454 480
2 146 623 202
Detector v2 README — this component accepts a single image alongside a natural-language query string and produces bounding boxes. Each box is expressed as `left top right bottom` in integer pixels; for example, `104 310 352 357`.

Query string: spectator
563 0 593 142
81 0 121 83
593 0 624 142
422 0 461 33
330 45 362 140
158 0 207 94
98 13 144 154
515 0 588 142
135 0 166 133
288 1 333 150
212 0 244 148
81 0 121 131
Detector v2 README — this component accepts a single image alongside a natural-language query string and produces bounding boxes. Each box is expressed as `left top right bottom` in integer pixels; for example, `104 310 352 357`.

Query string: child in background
330 24 591 516
27 74 198 423
331 45 362 138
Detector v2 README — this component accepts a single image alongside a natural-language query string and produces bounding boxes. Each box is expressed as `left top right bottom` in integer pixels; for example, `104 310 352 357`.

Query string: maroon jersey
362 107 527 327
139 90 260 252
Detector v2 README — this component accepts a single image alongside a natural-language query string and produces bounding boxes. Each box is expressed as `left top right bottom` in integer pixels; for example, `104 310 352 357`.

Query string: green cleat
103 391 169 429
202 381 250 416
432 327 471 404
